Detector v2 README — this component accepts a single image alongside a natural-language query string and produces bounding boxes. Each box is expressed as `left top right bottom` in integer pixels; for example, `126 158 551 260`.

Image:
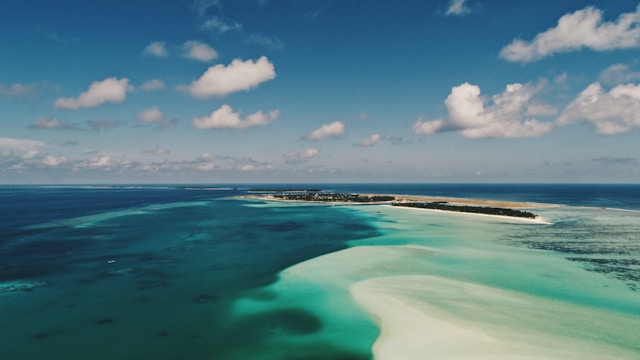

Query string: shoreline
385 204 552 224
237 193 555 209
236 193 556 222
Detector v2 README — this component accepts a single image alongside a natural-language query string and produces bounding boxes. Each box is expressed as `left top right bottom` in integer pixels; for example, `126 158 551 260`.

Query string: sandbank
351 275 640 359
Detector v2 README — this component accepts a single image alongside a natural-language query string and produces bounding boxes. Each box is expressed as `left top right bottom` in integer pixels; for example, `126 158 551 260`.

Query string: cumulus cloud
53 77 132 109
413 82 554 138
183 40 218 61
192 104 280 129
140 79 165 91
185 56 276 98
0 83 36 98
500 5 640 63
556 82 640 135
0 137 46 150
305 121 345 140
43 155 68 166
143 146 170 156
137 107 163 122
355 133 382 147
143 41 168 57
445 0 470 16
283 147 320 163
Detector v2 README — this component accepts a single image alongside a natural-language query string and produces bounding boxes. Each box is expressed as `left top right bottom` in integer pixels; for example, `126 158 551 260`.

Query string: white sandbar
351 275 639 359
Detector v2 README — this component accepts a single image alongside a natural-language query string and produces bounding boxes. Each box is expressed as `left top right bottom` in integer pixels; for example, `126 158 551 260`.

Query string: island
241 191 546 220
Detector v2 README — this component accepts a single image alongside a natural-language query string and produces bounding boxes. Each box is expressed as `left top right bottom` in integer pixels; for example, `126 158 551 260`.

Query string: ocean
1 184 639 359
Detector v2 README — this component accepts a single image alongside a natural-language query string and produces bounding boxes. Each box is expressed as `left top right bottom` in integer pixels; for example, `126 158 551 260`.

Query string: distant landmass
249 191 538 219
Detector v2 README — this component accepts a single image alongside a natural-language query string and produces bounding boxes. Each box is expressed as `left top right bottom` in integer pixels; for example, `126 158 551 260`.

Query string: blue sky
1 0 640 183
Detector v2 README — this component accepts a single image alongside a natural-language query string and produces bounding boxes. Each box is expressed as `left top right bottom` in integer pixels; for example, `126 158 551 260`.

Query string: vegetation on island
391 201 537 219
259 191 538 219
272 192 396 202
249 188 323 193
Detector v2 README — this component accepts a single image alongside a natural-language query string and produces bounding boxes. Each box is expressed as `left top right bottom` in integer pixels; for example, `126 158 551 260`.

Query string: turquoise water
1 185 639 358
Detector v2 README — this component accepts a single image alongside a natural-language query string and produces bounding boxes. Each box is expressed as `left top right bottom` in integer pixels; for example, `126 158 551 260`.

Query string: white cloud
79 155 113 168
198 152 217 161
30 116 75 129
413 82 554 138
143 41 168 57
356 133 382 147
196 163 216 171
283 147 320 163
598 63 640 85
500 5 640 63
0 137 46 150
53 77 132 109
525 104 558 116
556 82 640 135
245 34 285 50
185 56 276 98
137 107 163 122
183 40 218 62
305 121 346 140
43 155 68 166
445 0 470 16
194 0 222 16
240 164 257 172
143 146 170 156
140 79 165 91
21 149 40 159
192 104 280 129
0 83 36 98
201 16 242 33
413 118 447 135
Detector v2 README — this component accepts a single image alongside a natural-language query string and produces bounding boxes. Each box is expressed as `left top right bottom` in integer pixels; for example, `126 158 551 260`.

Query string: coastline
385 204 552 224
237 193 556 209
236 193 556 223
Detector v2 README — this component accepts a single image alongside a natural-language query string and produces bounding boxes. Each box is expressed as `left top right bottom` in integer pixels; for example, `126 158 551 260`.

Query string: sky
1 0 640 184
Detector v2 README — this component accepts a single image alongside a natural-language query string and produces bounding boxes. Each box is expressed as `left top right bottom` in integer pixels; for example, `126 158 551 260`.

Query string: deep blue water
2 184 639 231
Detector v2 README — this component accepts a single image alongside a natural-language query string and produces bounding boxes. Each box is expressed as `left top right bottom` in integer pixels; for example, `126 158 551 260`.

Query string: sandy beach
389 194 556 209
238 192 556 223
239 193 555 209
